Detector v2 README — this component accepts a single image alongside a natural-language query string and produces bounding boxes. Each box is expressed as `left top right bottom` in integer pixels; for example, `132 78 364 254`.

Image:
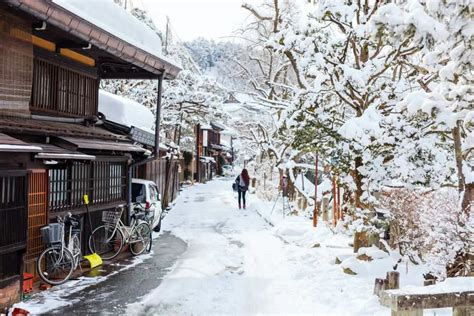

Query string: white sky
138 0 250 42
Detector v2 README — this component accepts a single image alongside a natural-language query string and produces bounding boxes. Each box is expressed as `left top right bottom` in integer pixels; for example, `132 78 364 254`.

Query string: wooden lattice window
92 161 127 204
0 170 28 270
31 58 98 117
49 160 126 213
26 170 48 261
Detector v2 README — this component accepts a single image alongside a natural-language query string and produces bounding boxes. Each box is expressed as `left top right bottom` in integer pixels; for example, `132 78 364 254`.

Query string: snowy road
128 178 389 315
17 178 403 315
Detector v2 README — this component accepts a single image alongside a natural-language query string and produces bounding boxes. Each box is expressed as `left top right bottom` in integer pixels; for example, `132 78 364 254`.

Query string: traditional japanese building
0 0 180 309
98 90 181 208
194 122 230 182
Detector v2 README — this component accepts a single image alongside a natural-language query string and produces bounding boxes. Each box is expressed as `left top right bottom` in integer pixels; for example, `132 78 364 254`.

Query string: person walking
235 168 250 209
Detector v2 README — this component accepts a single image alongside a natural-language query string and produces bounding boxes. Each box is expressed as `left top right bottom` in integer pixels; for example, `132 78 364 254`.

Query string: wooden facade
194 123 230 183
31 56 99 117
0 0 180 308
132 157 181 209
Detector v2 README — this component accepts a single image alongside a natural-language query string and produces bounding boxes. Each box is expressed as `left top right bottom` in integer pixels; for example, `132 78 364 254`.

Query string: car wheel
153 216 162 232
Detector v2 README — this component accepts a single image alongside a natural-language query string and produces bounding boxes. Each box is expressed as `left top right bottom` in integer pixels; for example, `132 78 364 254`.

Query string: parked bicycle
88 204 151 260
133 202 155 252
37 213 82 285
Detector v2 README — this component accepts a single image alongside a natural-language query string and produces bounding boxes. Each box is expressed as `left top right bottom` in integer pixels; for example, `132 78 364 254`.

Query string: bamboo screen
0 9 33 113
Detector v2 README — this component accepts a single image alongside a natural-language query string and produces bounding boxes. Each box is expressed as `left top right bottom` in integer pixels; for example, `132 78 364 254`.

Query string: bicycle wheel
89 225 124 260
71 234 82 269
37 247 74 285
129 222 151 256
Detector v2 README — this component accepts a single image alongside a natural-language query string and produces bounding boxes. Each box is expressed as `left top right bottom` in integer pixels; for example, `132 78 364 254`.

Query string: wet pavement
47 231 187 315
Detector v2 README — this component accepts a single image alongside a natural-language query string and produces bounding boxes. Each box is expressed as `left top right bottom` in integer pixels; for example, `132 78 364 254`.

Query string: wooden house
194 123 230 182
0 0 180 309
98 90 181 209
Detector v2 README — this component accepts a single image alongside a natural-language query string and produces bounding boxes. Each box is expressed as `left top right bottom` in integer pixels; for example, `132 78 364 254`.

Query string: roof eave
6 0 181 79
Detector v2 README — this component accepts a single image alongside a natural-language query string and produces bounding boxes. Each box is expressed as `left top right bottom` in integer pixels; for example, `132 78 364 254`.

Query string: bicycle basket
102 209 123 227
40 223 63 245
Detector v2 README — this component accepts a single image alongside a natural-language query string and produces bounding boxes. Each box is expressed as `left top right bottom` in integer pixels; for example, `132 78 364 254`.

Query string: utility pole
164 16 170 55
313 153 318 228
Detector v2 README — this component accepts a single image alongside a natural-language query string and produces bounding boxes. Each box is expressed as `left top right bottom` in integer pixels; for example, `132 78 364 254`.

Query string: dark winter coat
235 175 249 192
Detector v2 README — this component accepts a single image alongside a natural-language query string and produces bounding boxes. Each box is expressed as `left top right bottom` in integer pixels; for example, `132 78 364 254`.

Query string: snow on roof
0 144 43 152
52 0 165 61
99 90 154 133
200 124 213 130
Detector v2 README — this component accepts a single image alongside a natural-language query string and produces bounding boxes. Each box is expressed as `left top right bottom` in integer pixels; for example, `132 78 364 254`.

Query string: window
49 168 68 212
49 160 126 213
109 163 123 199
31 58 98 117
0 171 28 273
131 183 146 203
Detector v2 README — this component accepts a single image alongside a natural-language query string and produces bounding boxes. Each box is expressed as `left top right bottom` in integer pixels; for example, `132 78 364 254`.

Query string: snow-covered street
128 178 389 315
15 178 464 315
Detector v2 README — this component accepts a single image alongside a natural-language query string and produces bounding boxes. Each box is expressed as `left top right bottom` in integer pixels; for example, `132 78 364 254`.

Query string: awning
58 137 146 153
0 133 42 153
33 143 95 160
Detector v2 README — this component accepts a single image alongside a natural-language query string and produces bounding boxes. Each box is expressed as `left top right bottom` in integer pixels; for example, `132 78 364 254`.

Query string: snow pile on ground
387 276 474 295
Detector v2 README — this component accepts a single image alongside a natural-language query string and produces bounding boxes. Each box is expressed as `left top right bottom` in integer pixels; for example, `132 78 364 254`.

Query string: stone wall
0 277 20 312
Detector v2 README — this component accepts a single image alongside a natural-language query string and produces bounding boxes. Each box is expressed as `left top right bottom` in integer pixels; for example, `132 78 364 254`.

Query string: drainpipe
127 72 165 219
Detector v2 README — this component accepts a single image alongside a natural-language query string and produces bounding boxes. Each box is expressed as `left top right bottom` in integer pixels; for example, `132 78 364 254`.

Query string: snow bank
98 90 154 133
53 0 164 59
358 246 389 260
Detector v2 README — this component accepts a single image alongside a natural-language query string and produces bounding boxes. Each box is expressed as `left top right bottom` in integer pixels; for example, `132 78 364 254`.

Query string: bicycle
132 202 155 252
88 204 151 260
37 213 82 285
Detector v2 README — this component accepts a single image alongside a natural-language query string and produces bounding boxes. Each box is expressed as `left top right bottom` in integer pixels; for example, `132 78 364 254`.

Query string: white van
131 179 163 232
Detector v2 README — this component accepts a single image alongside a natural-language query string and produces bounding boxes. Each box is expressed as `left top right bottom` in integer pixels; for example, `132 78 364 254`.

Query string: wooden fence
132 158 181 208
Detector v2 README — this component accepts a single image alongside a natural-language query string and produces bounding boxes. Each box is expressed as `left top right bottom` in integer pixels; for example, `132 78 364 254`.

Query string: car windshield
131 183 146 203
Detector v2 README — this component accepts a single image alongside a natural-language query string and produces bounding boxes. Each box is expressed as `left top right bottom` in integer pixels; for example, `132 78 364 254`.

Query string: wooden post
387 271 400 290
424 279 436 286
337 180 341 219
313 153 318 227
322 197 329 222
373 278 388 296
